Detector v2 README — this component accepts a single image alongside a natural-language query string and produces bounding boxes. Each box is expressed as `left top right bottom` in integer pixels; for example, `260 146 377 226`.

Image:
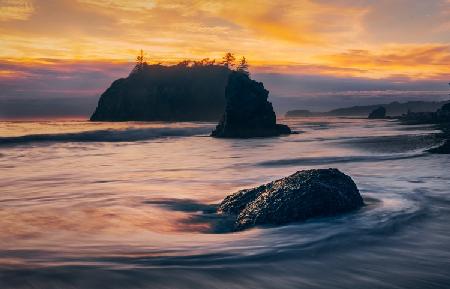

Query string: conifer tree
221 52 236 69
131 49 146 74
237 56 249 75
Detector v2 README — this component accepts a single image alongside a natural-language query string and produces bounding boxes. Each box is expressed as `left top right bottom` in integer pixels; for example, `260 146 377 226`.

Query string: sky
1 0 450 118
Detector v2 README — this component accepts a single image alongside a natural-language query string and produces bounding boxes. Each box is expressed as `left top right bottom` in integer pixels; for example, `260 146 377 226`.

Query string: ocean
0 117 449 289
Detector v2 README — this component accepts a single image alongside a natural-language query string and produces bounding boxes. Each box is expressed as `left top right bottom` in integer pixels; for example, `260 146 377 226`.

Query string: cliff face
211 72 291 138
90 64 231 121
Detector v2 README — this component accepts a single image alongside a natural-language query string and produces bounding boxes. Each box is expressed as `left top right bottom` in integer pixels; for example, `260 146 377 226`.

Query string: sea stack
90 63 230 122
211 72 291 138
218 168 364 231
368 106 386 119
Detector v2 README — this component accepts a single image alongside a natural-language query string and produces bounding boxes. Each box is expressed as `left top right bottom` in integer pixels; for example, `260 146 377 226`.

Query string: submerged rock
218 168 364 231
211 72 291 138
368 106 386 119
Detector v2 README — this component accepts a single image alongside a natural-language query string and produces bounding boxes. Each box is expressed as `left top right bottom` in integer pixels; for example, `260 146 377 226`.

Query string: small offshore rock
368 106 386 119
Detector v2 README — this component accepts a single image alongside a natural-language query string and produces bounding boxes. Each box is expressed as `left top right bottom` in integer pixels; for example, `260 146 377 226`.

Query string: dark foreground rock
368 106 386 119
211 72 291 138
218 168 364 231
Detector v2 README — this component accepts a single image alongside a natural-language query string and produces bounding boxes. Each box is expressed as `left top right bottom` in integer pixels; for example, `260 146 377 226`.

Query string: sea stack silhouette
368 106 386 119
90 57 231 121
211 71 291 138
90 51 291 137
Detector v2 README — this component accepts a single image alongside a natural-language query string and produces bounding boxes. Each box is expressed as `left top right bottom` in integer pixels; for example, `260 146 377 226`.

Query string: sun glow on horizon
0 0 449 81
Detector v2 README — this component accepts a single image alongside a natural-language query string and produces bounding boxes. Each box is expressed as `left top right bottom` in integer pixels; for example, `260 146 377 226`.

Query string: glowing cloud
0 0 33 21
0 0 449 111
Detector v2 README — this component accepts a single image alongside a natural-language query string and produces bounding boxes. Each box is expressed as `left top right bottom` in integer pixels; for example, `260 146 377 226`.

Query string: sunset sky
1 0 450 118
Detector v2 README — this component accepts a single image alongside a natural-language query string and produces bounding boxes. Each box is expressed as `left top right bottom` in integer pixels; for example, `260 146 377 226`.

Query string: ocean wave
339 134 442 153
0 126 212 145
257 153 425 167
0 192 427 270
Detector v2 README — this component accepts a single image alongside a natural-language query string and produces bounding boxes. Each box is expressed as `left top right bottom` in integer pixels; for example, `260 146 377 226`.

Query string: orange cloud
0 0 33 21
214 0 366 44
318 45 450 79
0 0 449 80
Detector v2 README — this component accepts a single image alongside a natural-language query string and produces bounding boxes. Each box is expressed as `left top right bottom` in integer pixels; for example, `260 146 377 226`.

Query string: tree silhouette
237 56 249 75
131 49 146 74
194 58 216 66
221 52 236 69
176 60 193 67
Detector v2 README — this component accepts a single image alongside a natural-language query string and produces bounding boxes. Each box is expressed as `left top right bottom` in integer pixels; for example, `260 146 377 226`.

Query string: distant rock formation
368 106 386 119
400 102 450 125
285 100 450 118
399 102 450 154
211 72 291 138
218 168 364 231
90 63 231 121
329 101 450 117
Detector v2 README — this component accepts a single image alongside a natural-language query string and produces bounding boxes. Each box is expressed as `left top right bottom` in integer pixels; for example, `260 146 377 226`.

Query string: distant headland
285 100 450 118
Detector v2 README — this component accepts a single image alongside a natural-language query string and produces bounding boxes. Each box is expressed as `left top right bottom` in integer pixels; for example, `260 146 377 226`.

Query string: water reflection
0 117 449 288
